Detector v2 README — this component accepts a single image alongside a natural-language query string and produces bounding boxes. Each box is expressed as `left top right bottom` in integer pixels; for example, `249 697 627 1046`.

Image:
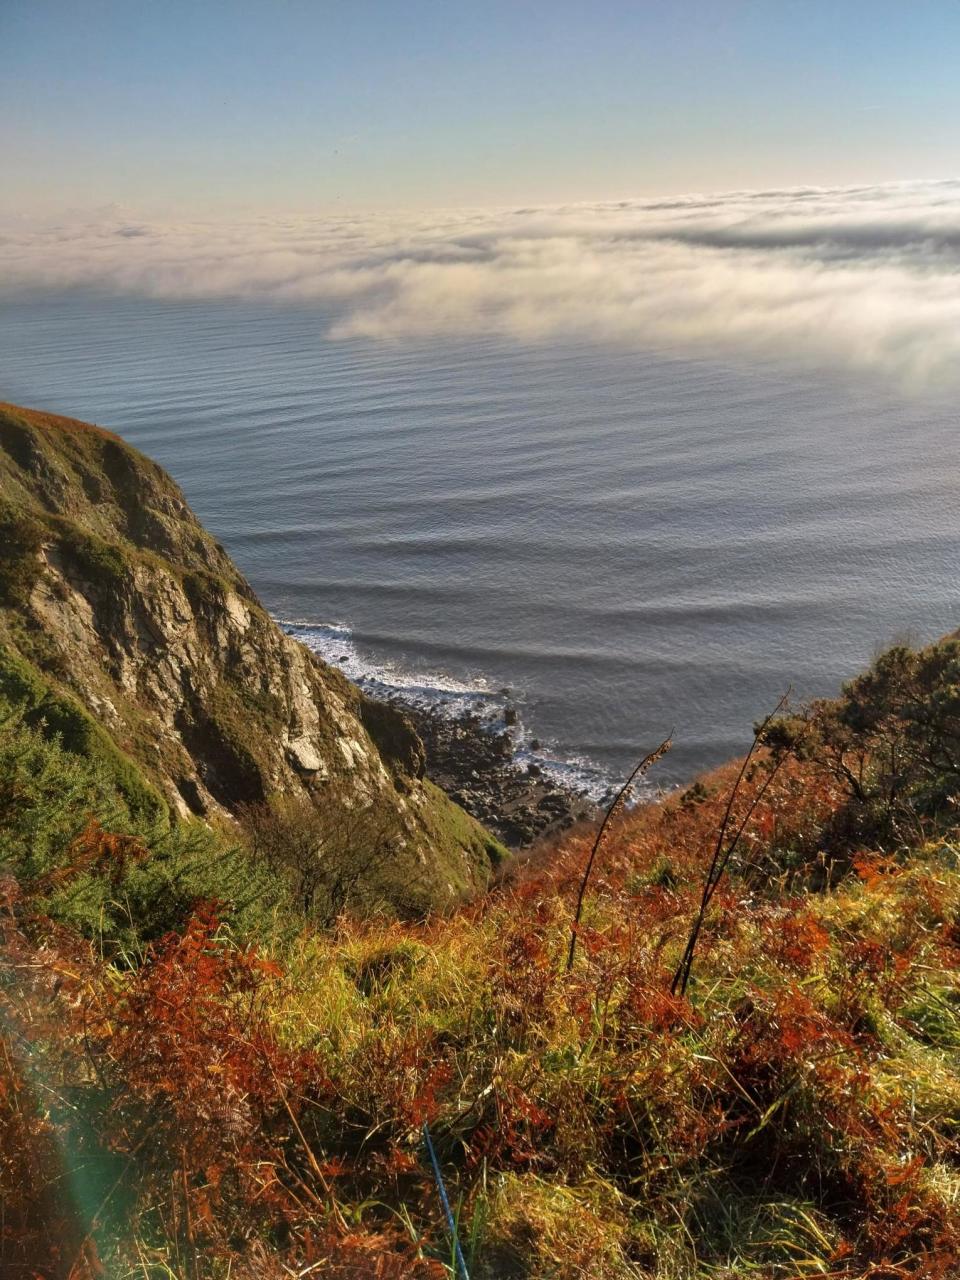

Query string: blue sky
3 1 959 214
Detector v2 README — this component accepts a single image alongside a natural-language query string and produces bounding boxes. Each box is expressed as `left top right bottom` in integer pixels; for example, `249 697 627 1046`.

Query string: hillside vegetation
3 404 960 1278
4 631 960 1277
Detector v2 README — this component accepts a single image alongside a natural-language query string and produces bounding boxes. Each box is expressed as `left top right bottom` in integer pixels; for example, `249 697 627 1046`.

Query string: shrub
764 639 960 855
0 500 44 605
239 793 399 924
0 693 289 952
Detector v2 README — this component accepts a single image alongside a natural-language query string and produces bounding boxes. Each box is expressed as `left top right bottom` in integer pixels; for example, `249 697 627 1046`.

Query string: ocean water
2 291 959 796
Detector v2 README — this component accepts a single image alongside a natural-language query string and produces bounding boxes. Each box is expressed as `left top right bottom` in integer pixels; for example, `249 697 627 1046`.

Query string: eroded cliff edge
0 401 503 916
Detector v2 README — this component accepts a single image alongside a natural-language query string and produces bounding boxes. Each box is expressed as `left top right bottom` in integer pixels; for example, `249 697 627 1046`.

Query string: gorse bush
0 641 166 826
0 697 290 952
0 705 131 878
763 638 960 863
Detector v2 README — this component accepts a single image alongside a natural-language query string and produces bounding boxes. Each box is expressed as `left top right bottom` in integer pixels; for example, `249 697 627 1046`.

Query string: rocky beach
387 695 601 848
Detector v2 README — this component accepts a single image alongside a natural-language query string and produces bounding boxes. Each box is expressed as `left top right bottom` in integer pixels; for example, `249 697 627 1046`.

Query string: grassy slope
5 638 960 1278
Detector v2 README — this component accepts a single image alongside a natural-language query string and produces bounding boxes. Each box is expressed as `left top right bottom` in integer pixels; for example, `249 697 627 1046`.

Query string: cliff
0 401 502 917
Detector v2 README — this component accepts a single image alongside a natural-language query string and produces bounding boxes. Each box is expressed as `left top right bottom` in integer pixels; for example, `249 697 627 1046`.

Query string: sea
2 290 958 798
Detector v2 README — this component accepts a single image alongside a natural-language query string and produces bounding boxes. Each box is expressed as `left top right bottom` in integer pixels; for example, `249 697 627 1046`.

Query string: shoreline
283 619 610 847
384 694 601 849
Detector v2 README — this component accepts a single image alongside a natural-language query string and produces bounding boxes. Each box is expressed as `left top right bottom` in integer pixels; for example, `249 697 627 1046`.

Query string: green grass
55 522 129 591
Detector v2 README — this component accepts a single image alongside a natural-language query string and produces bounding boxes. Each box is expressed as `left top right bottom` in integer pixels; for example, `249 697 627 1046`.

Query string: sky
3 1 960 217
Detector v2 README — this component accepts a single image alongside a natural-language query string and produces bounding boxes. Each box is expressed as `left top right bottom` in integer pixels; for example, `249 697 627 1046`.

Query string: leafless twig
670 692 791 998
566 734 672 972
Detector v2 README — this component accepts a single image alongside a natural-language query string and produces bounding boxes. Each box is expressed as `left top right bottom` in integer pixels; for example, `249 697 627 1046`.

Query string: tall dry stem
566 735 672 972
671 692 791 997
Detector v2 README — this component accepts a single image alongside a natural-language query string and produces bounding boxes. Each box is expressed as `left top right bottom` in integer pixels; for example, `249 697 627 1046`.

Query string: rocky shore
387 697 600 848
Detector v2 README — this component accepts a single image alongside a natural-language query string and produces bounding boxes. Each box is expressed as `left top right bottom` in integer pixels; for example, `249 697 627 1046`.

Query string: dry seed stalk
566 734 672 972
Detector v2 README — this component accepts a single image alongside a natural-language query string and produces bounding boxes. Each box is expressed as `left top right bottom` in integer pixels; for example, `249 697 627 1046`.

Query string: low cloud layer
4 180 960 384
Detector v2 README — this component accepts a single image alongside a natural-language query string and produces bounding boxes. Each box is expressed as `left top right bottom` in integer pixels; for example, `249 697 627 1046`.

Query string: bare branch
566 734 672 973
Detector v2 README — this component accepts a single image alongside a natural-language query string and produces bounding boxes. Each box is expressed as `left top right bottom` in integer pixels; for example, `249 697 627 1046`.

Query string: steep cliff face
0 401 501 913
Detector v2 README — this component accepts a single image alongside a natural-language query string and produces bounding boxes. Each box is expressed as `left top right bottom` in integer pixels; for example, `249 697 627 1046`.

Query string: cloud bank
3 180 960 384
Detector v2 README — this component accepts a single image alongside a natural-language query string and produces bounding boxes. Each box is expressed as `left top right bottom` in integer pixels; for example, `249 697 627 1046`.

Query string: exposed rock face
0 402 502 911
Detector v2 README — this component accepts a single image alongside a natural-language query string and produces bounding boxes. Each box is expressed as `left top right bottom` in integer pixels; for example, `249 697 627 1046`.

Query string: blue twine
423 1122 470 1280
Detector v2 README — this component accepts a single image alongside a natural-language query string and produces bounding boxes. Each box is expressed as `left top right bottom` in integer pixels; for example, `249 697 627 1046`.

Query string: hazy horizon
5 1 960 215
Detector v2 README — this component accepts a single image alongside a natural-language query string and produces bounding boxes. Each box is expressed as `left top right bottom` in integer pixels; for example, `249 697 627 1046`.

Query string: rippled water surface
2 292 958 792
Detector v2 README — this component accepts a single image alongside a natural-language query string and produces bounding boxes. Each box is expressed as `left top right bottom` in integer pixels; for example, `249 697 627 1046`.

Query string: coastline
284 619 606 848
387 695 600 849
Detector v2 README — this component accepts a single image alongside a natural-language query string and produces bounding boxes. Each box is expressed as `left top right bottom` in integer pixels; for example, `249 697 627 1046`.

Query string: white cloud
3 180 960 385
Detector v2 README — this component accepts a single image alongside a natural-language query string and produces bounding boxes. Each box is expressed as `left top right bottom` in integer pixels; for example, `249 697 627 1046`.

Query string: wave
281 618 620 802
